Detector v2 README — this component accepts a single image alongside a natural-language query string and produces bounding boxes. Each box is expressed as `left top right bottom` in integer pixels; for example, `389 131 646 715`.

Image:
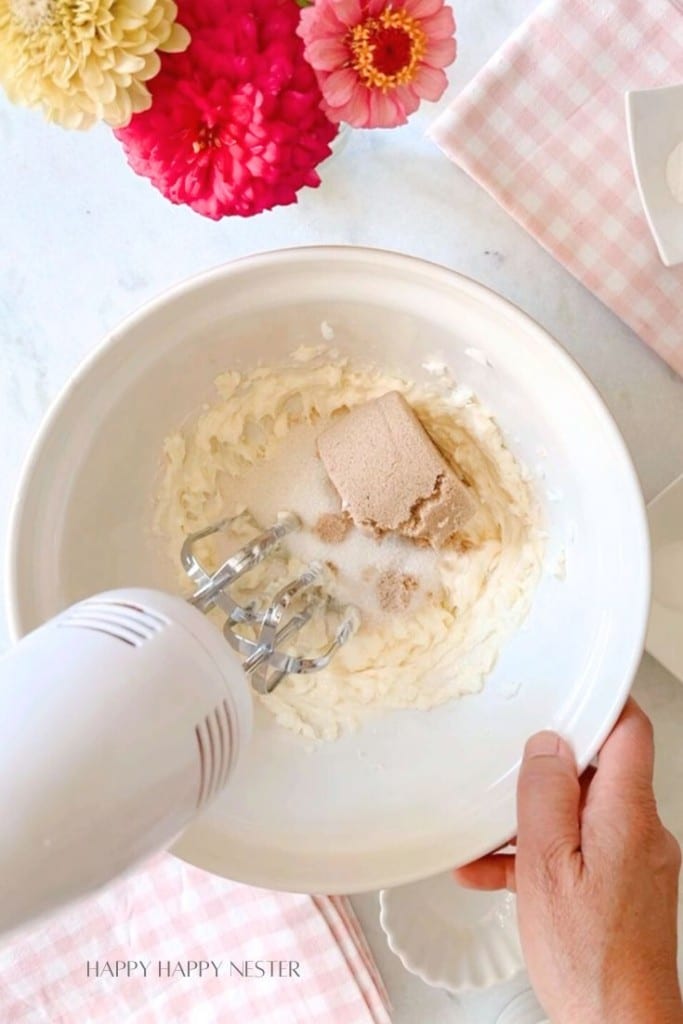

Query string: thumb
516 731 581 878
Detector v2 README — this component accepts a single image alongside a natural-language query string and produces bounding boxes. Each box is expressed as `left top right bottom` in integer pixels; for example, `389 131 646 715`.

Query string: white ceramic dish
646 472 683 683
5 247 650 893
379 872 523 992
496 991 548 1024
626 84 683 267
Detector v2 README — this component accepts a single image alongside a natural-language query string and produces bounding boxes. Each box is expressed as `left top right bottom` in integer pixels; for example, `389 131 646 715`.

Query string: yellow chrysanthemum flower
0 0 190 129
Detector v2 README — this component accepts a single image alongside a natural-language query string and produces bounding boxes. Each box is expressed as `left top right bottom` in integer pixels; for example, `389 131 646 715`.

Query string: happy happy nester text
86 960 301 979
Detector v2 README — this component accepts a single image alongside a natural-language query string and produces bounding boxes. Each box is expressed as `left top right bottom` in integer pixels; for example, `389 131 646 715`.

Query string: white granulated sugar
154 350 545 741
422 358 450 377
230 422 332 534
449 385 474 407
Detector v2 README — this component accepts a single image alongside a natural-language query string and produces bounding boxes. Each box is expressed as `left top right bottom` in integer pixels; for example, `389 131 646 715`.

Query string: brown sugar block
317 391 476 548
314 512 353 543
376 570 419 613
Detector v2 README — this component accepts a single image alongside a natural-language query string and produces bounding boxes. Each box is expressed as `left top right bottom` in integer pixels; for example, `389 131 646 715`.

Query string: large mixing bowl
6 247 650 893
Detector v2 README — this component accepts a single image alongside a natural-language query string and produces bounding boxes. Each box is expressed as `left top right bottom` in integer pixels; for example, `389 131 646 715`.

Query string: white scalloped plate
379 871 524 993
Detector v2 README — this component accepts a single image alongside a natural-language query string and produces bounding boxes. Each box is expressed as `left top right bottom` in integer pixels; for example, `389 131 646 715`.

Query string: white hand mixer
0 512 358 938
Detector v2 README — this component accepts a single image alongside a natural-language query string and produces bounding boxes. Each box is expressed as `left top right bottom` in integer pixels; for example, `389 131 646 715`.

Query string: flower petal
412 64 447 101
323 67 357 106
424 36 456 68
162 22 191 53
394 84 421 117
138 50 161 82
331 0 363 27
368 88 405 128
421 6 456 38
402 0 445 17
115 52 147 74
306 36 348 71
124 0 157 14
335 81 373 127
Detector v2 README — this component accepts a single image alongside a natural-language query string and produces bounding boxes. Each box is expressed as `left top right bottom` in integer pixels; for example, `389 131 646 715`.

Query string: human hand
456 700 683 1024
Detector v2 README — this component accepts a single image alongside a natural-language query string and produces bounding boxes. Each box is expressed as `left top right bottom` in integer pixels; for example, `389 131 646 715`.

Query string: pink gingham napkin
0 854 391 1023
430 0 683 376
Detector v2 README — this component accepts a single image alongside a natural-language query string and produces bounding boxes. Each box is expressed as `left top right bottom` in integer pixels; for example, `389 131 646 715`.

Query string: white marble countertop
1 0 683 1021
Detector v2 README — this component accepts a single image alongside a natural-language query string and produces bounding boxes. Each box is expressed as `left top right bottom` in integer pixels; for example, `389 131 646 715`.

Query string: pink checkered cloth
0 854 391 1023
430 0 683 376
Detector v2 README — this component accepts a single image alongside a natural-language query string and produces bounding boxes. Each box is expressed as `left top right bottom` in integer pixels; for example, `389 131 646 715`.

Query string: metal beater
182 511 360 695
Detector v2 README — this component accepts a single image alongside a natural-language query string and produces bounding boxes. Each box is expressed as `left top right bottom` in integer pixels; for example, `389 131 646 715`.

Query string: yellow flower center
192 124 222 153
348 8 426 91
10 0 53 31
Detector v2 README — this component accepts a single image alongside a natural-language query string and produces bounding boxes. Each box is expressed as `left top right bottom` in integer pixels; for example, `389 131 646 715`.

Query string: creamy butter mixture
154 347 544 740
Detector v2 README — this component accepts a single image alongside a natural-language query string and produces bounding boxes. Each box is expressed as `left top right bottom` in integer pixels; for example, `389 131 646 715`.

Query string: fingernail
525 731 562 758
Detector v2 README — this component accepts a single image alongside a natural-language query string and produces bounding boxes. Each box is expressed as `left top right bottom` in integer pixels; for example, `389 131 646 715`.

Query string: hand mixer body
0 515 358 938
0 589 253 938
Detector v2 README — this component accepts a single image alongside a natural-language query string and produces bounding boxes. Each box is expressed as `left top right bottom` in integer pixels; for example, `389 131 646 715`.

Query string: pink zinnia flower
115 0 337 219
298 0 456 129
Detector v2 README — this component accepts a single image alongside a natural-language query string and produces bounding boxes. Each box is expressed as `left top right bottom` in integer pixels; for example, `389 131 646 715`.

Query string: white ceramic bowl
379 873 523 992
5 247 650 893
626 84 683 268
646 472 683 683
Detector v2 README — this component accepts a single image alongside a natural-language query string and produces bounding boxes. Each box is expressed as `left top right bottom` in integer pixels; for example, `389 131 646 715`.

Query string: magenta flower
115 0 337 219
298 0 456 129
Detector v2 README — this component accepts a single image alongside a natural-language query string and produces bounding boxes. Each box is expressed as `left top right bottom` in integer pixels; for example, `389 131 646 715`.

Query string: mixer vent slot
194 701 234 808
58 599 168 648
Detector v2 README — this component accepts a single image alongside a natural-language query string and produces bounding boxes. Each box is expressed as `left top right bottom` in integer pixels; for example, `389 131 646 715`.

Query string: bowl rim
625 84 683 269
4 245 651 891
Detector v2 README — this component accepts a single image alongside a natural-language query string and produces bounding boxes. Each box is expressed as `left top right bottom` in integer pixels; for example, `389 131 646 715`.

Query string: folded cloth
0 854 391 1024
430 0 683 376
